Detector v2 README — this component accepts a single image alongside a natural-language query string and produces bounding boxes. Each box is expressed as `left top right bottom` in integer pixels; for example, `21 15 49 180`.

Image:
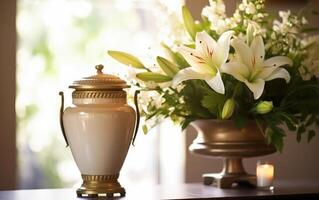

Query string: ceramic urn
59 64 138 197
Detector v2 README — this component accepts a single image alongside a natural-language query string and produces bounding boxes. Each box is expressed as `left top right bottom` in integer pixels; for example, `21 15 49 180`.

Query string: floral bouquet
108 0 319 151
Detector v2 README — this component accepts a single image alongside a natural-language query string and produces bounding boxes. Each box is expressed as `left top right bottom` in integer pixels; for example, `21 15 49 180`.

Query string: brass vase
189 119 276 188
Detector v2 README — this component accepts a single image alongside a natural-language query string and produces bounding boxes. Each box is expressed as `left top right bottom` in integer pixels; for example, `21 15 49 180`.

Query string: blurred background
0 0 318 190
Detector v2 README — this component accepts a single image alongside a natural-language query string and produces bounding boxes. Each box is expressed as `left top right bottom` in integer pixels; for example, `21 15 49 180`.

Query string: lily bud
247 24 254 45
256 101 273 114
221 98 235 119
246 23 258 45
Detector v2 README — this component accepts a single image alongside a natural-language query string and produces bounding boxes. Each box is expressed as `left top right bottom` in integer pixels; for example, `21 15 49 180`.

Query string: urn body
63 98 136 175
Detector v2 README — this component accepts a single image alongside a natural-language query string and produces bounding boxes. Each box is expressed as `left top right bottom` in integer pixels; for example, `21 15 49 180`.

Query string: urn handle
59 91 69 147
132 90 140 146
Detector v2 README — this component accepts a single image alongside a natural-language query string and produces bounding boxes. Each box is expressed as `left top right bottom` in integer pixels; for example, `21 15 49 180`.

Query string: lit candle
256 161 274 189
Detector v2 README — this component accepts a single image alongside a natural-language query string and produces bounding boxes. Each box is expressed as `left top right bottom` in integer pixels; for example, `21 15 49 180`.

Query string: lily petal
213 31 234 67
244 79 265 99
178 46 212 74
195 31 217 59
231 38 254 69
172 67 207 87
205 70 225 94
265 68 291 83
263 56 293 68
250 36 265 67
221 62 249 82
258 66 277 80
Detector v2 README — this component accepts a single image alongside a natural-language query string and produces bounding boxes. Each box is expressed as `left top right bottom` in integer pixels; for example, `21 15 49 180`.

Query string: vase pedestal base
203 158 257 188
76 174 125 198
203 173 256 188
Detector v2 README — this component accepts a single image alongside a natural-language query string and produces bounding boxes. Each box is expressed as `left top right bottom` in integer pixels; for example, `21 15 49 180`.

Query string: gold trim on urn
76 174 125 198
72 90 126 99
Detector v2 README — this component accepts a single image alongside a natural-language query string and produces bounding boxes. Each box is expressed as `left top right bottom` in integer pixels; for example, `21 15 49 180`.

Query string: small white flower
178 96 185 104
239 4 245 11
300 36 319 80
143 81 158 89
138 91 152 111
151 94 164 109
233 12 241 22
176 84 185 93
202 0 227 33
246 3 256 14
271 32 276 40
279 10 291 23
126 68 137 81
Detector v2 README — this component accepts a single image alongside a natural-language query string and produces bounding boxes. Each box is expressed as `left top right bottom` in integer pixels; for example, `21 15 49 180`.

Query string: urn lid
69 64 129 90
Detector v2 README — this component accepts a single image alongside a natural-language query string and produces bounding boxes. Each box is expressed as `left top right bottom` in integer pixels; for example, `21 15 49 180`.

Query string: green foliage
161 43 189 68
266 125 285 153
156 56 179 77
136 72 172 83
308 130 316 143
108 51 145 69
181 80 212 119
201 89 227 118
182 6 197 40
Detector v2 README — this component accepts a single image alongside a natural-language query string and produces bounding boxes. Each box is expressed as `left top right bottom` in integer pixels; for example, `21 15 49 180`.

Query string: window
17 0 184 188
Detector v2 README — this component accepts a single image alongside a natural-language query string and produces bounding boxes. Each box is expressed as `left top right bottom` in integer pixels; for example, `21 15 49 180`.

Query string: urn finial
95 64 104 74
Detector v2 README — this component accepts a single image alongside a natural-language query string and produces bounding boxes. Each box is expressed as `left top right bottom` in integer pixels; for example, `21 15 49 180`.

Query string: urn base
76 174 125 198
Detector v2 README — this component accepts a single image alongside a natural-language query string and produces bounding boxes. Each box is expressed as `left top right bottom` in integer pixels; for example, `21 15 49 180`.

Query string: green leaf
200 15 211 32
181 80 212 118
161 43 188 68
306 115 316 126
307 130 316 143
265 128 273 145
156 56 179 77
273 131 284 153
181 117 196 130
136 72 172 83
201 90 227 118
266 126 285 152
280 113 297 131
297 125 306 142
108 50 144 69
182 6 196 40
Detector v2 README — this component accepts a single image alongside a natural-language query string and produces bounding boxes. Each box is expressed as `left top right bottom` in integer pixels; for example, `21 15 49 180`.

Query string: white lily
172 30 233 94
221 36 292 99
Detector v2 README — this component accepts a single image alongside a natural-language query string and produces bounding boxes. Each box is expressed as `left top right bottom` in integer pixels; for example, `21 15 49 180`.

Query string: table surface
0 181 319 200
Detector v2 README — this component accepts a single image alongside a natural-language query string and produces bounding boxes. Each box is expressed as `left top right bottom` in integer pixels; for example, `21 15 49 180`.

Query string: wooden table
0 181 318 200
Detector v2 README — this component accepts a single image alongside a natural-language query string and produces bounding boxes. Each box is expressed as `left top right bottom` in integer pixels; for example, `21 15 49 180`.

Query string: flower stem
232 83 242 98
